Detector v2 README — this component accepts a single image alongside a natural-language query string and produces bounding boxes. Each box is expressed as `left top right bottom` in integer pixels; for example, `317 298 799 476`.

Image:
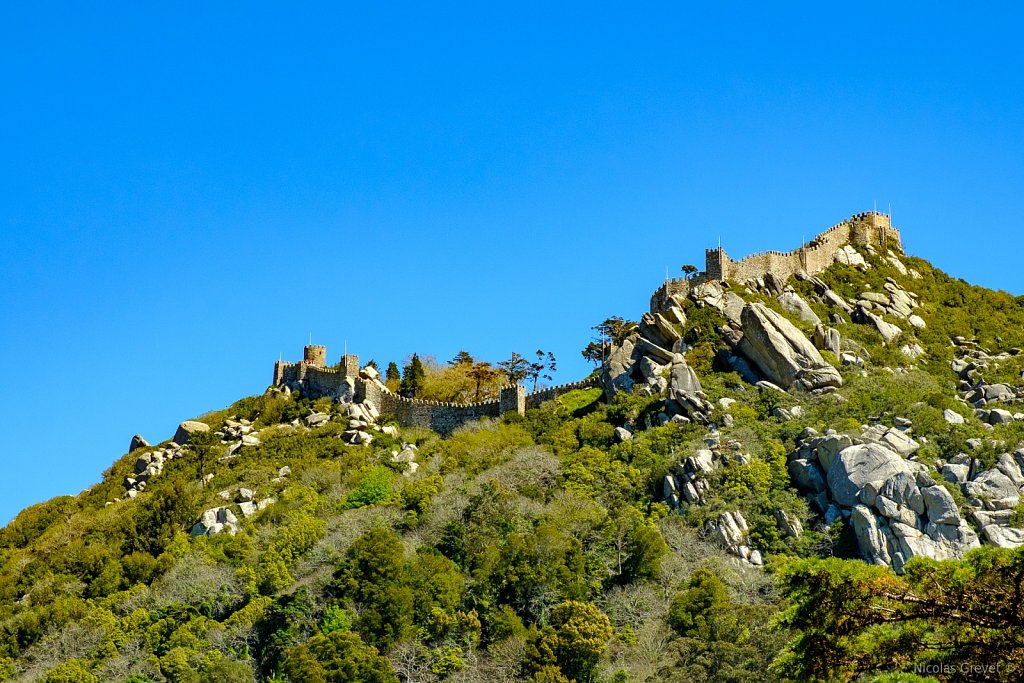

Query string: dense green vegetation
3 246 1024 681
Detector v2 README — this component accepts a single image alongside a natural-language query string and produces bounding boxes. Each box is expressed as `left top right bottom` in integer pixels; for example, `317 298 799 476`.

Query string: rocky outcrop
120 443 184 500
190 506 240 537
691 281 745 324
705 510 762 566
812 324 841 356
787 422 1024 571
342 399 382 445
855 308 902 343
602 334 639 395
826 443 912 507
391 443 420 475
173 420 210 445
663 447 717 509
129 434 150 452
981 525 1024 549
735 303 842 392
778 291 821 325
834 245 867 269
665 352 712 423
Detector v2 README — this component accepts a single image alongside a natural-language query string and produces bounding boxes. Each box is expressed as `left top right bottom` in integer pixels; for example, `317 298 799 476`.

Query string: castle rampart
651 211 902 312
273 346 600 435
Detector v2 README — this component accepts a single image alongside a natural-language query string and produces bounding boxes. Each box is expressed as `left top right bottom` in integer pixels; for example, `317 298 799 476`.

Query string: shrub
45 659 98 683
344 466 395 509
282 630 398 683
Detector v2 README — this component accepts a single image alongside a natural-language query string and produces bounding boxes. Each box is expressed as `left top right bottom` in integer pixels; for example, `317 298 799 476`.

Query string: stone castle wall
650 211 901 312
525 378 602 409
708 211 900 283
274 361 351 397
362 381 505 434
274 348 600 435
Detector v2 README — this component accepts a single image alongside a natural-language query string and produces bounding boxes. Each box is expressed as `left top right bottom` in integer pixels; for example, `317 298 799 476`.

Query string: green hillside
2 242 1024 682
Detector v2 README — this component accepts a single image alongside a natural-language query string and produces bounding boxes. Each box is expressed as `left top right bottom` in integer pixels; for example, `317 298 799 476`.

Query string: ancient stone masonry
273 345 600 434
650 211 902 313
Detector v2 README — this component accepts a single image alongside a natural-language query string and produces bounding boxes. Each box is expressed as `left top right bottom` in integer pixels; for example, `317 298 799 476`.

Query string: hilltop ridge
3 211 1024 682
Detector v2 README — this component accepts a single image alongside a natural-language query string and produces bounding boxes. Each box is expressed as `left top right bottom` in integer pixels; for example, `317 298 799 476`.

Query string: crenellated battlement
652 211 902 313
272 345 600 434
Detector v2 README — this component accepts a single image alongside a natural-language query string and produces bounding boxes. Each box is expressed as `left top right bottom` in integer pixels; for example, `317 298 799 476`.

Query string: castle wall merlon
273 347 600 434
652 211 903 313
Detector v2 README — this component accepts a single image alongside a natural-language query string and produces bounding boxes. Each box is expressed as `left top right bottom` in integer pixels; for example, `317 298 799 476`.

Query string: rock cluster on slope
949 338 1024 422
732 303 843 393
789 429 980 572
118 442 184 501
602 296 713 424
788 413 1024 571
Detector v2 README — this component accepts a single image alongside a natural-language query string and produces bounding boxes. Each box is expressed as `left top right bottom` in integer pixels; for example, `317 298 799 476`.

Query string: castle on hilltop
273 212 899 433
272 346 598 434
652 211 901 312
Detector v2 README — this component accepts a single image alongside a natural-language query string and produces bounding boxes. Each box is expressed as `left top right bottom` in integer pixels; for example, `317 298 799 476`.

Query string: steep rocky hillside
2 239 1024 683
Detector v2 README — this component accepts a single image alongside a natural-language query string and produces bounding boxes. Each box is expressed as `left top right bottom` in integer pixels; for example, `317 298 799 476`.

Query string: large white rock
602 334 638 395
965 469 1020 510
921 485 960 525
774 509 804 538
788 458 826 493
878 471 924 514
827 443 911 508
924 521 980 560
942 409 966 425
305 412 331 427
670 353 702 394
778 291 821 325
835 245 867 269
880 428 920 457
811 433 854 474
736 303 842 392
996 453 1024 486
812 324 841 356
982 525 1024 549
173 420 210 445
861 309 902 343
638 356 668 383
851 505 892 565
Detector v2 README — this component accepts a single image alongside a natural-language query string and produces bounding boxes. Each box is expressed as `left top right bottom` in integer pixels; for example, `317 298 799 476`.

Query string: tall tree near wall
467 361 501 401
400 354 427 398
528 350 557 391
593 317 637 346
449 350 474 366
498 352 530 385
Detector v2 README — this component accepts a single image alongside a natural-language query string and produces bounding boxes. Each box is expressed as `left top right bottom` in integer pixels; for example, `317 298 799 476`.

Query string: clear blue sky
2 3 1023 523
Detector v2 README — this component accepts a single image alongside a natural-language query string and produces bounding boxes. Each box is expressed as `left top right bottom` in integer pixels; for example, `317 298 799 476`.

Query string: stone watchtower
303 344 327 367
340 354 360 378
849 211 900 252
499 385 526 416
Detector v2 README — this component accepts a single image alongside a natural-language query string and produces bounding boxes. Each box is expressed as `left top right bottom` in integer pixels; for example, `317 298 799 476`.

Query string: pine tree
449 350 474 366
497 352 530 384
400 354 426 398
528 350 557 391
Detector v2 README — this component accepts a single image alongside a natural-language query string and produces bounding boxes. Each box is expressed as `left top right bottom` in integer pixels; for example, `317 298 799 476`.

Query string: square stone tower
499 385 526 416
340 354 360 378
